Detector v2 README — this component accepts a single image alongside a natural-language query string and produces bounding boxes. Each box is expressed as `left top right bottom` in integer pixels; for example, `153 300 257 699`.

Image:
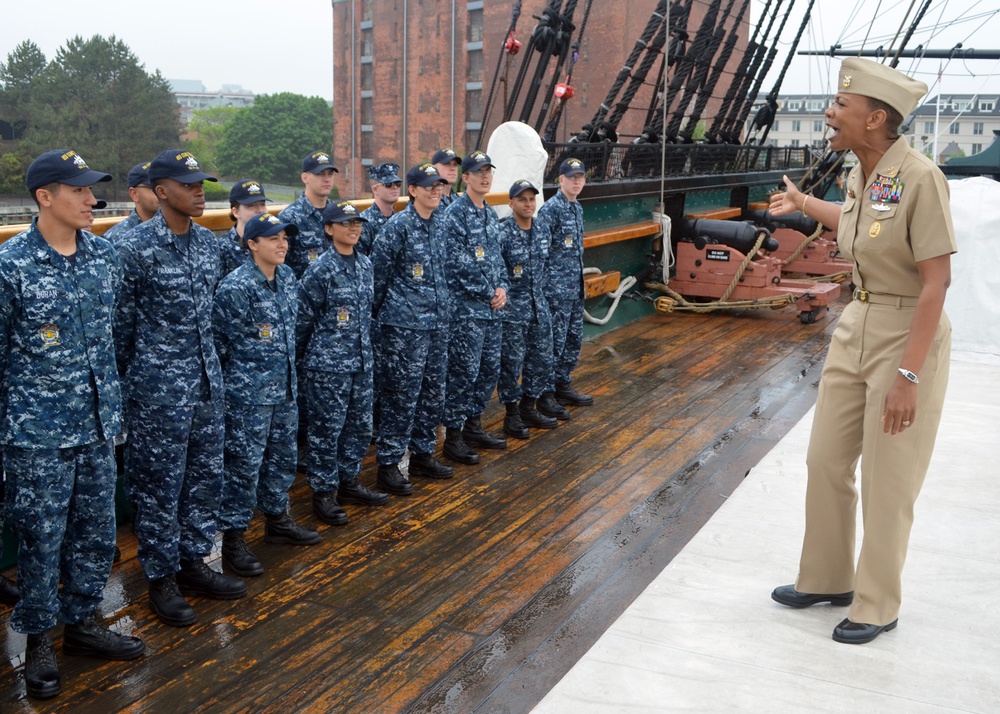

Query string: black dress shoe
555 381 594 406
63 614 145 660
443 427 480 464
24 632 61 699
339 481 391 506
148 575 196 627
313 490 349 526
263 512 321 545
221 530 263 577
377 464 414 495
503 402 530 439
537 393 571 421
833 617 898 644
177 560 247 600
0 573 20 606
462 415 508 450
771 584 854 608
520 397 558 429
408 453 455 479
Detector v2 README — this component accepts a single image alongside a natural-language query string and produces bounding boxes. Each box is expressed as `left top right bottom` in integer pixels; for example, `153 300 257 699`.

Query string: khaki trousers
796 300 951 626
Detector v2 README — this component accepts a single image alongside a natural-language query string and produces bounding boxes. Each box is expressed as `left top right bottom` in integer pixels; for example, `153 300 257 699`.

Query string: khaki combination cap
838 58 928 117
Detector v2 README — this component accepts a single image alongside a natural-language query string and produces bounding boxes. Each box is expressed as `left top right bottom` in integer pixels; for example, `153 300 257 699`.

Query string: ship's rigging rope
476 0 522 149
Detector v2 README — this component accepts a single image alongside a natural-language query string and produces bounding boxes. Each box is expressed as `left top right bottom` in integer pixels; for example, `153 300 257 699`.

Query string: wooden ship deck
0 299 844 712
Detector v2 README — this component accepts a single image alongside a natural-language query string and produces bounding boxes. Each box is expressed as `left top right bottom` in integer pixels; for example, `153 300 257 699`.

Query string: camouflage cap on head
838 58 928 117
367 162 402 185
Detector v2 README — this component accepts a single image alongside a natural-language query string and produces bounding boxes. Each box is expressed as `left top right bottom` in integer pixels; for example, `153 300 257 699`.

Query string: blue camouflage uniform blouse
370 203 451 331
278 193 332 278
358 202 393 257
219 226 248 277
537 190 585 300
442 194 508 321
114 211 224 406
213 261 298 404
498 215 551 325
0 223 123 448
296 249 374 374
103 209 143 245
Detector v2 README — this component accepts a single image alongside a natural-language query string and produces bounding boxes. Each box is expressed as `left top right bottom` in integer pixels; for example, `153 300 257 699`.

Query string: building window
973 122 984 135
949 122 960 135
924 121 934 134
361 29 374 58
467 48 483 83
807 100 824 111
954 100 971 111
792 120 801 132
971 143 983 154
786 101 801 110
813 120 823 132
361 97 374 126
466 89 483 123
811 139 823 148
361 63 374 91
360 129 373 161
773 120 779 131
980 100 995 111
468 7 483 42
790 139 800 147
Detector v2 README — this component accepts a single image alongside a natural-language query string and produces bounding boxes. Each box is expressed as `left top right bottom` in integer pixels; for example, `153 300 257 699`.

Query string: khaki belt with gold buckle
852 288 919 308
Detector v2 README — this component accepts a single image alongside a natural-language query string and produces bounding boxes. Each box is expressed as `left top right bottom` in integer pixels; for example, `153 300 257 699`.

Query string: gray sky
2 0 998 103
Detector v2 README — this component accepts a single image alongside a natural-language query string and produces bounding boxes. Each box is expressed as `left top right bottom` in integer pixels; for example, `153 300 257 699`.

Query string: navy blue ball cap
509 179 539 199
244 213 298 242
25 149 112 192
126 161 152 188
406 163 448 188
367 162 402 185
461 151 496 173
148 149 217 184
558 157 586 177
431 148 462 165
322 200 366 224
229 179 270 205
302 151 339 174
94 198 108 210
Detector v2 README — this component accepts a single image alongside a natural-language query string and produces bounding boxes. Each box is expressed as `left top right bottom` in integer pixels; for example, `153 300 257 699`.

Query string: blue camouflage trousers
125 399 224 581
377 324 448 463
219 401 299 531
444 318 503 428
499 316 554 403
4 440 116 634
548 295 585 389
305 369 374 492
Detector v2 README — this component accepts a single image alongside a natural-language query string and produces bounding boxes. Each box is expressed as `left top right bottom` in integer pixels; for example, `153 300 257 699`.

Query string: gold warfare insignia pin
842 75 852 88
869 221 881 239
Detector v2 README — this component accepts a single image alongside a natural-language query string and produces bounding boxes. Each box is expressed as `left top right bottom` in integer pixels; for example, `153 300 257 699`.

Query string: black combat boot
462 414 507 450
63 614 145 660
312 490 349 526
264 512 321 545
555 380 594 406
503 402 530 439
339 480 391 506
443 427 480 464
377 463 414 495
408 453 455 479
148 575 197 627
177 559 248 600
221 530 263 577
24 631 60 699
525 395 563 426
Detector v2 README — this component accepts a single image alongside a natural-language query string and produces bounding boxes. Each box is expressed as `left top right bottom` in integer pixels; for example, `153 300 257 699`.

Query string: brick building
331 0 741 196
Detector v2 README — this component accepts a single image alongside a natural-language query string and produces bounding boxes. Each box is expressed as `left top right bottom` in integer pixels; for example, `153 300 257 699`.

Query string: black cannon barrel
744 208 820 236
682 218 778 253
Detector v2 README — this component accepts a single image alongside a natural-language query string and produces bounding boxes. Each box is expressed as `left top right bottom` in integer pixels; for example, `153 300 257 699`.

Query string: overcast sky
2 0 998 103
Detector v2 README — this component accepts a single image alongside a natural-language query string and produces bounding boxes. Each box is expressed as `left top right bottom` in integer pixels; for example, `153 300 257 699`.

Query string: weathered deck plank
0 301 842 712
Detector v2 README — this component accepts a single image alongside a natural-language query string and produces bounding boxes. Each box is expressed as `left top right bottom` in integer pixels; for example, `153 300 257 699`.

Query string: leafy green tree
0 145 33 195
182 105 241 175
14 35 180 199
217 93 333 185
0 40 48 140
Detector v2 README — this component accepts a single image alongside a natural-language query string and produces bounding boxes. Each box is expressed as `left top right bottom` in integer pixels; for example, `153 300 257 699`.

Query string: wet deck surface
1 301 844 712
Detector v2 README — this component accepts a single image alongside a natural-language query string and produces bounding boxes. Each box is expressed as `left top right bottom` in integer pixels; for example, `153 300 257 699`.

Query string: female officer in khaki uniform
768 58 956 644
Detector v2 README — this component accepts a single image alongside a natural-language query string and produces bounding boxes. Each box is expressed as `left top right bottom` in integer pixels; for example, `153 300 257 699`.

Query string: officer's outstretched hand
769 175 804 216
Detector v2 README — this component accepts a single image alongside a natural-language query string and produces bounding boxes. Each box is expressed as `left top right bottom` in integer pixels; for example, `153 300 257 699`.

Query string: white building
168 79 256 125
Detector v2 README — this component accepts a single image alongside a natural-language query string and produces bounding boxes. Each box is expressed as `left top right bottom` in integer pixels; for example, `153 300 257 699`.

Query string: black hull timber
0 298 844 712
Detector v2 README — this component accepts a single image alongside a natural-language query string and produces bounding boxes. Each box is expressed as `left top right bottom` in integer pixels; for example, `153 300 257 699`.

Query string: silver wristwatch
898 368 920 384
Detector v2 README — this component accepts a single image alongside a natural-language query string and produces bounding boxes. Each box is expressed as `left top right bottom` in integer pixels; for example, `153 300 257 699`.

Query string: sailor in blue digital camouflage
1 149 144 700
213 213 319 578
359 162 401 255
278 151 339 278
498 180 559 439
102 160 157 244
297 201 390 525
432 148 462 210
536 158 594 420
370 163 455 492
441 152 509 464
219 178 271 276
115 149 246 628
